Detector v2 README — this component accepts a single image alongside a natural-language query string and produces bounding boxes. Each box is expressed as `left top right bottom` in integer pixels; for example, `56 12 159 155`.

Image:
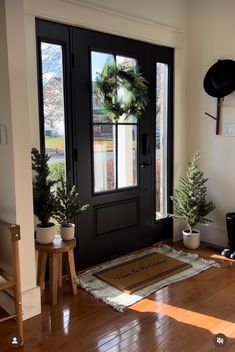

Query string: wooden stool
35 238 77 305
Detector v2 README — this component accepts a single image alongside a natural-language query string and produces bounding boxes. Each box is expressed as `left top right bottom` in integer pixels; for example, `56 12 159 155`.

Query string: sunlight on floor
62 308 70 335
205 253 235 269
131 299 235 335
209 253 234 263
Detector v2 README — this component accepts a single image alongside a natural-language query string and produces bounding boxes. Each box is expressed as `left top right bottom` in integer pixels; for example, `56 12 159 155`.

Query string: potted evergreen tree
54 178 89 240
31 148 58 244
171 152 215 249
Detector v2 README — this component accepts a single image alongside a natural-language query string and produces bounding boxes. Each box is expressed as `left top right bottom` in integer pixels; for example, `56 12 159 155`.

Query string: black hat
203 59 235 98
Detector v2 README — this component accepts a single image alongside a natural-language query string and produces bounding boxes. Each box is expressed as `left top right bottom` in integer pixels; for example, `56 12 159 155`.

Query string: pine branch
54 178 89 226
170 152 215 232
31 148 57 226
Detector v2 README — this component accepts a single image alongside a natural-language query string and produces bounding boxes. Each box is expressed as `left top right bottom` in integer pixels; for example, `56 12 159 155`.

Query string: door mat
94 252 192 294
77 245 220 312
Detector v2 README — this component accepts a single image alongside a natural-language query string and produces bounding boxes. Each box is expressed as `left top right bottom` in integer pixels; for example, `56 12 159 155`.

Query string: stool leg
37 252 48 295
65 249 77 296
58 253 63 289
49 253 59 305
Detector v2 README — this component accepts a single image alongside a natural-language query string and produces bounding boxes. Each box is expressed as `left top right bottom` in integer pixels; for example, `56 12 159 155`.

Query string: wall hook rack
205 97 224 135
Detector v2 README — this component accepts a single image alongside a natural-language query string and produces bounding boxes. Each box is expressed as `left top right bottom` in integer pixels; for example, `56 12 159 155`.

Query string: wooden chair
0 220 23 345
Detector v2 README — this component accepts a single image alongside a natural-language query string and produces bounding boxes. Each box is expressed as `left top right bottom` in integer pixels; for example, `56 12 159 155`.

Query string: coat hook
205 97 224 135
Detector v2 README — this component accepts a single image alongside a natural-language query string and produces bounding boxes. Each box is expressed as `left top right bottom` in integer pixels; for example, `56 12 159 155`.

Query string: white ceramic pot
36 223 56 244
182 229 200 249
60 223 75 241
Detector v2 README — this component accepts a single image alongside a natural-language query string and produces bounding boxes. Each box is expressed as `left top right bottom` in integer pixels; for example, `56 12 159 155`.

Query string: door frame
36 19 174 268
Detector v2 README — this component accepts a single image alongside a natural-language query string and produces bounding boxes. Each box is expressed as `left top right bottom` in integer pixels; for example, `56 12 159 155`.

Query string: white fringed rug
77 245 220 312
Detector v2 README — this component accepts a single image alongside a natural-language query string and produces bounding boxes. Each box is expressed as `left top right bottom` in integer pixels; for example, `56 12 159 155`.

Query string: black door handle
142 134 149 155
140 161 152 168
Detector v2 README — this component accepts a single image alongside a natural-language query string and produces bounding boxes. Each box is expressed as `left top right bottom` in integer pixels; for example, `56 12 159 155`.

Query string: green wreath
96 63 148 122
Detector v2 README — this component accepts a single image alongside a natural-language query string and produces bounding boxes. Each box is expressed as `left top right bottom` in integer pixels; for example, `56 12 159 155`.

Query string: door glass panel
118 125 137 188
91 51 114 123
91 51 139 193
156 63 168 219
41 42 66 181
116 56 138 123
116 55 136 66
93 125 116 192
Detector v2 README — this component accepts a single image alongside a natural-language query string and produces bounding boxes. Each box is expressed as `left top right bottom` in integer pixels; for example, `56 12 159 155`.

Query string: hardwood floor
1 241 235 351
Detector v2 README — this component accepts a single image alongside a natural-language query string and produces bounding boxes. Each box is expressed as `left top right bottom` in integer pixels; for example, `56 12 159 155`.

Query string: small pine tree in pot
31 148 58 244
54 178 89 240
171 152 215 249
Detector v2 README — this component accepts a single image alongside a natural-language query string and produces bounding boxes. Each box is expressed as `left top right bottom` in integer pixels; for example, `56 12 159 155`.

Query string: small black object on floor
221 213 235 259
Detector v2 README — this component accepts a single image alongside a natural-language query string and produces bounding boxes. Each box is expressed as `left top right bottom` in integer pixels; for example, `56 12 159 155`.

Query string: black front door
36 20 173 269
71 28 173 268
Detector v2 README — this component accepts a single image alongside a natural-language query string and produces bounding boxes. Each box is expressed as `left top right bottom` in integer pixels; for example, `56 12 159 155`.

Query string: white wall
0 0 40 320
0 1 17 289
0 1 16 224
187 0 235 246
71 0 187 30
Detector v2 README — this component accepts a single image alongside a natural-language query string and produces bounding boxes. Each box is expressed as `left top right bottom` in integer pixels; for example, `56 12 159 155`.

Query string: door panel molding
94 198 139 237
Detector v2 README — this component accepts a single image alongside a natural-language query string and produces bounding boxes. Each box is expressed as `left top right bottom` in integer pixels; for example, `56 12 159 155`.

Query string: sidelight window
156 62 169 219
40 42 66 181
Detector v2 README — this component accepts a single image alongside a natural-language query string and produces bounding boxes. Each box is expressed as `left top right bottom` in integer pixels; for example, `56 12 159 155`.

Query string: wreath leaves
96 63 148 122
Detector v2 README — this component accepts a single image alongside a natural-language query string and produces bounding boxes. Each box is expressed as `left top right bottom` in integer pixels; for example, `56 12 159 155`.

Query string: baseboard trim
22 286 41 320
173 222 228 248
0 285 41 321
202 243 224 253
